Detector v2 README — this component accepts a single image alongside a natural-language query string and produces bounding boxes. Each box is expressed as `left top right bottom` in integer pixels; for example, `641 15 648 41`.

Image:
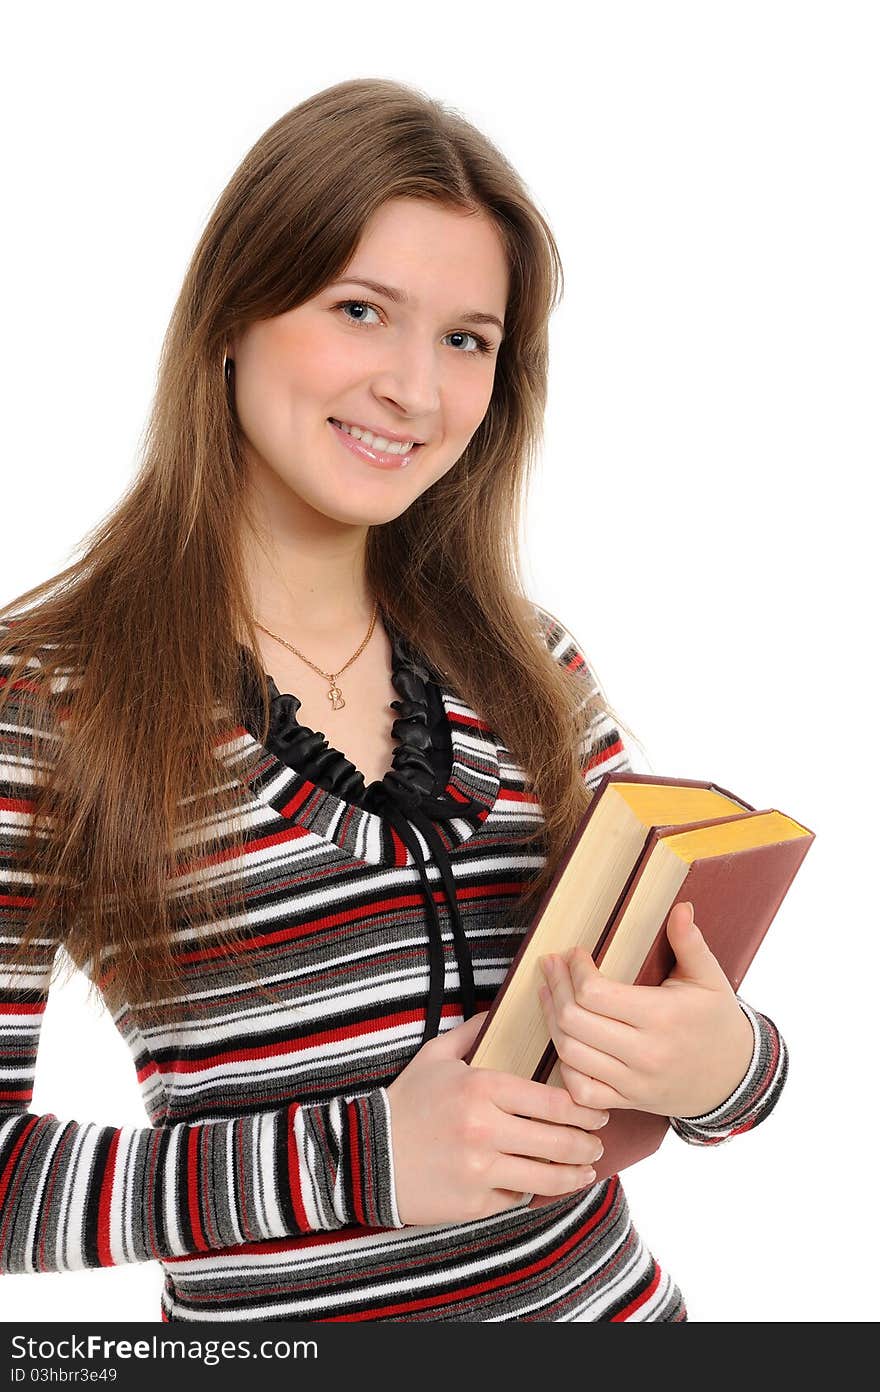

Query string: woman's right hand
385 1010 609 1226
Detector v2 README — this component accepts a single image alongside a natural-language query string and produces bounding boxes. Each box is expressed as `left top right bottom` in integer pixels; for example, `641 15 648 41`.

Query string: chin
307 488 414 528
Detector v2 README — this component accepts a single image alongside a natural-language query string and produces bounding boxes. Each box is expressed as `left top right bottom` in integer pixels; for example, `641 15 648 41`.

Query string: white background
1 0 876 1323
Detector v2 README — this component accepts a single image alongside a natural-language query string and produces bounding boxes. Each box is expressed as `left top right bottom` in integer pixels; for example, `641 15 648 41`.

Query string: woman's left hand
538 901 755 1119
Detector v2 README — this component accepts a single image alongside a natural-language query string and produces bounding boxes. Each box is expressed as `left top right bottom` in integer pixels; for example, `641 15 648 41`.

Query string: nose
371 337 441 425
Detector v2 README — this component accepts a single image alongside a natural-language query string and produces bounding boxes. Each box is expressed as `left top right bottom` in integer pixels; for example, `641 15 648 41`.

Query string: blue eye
333 300 494 356
337 300 381 327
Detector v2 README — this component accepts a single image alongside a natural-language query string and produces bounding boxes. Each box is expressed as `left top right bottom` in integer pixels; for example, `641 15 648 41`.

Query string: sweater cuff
354 1087 405 1229
286 1087 405 1232
668 999 789 1143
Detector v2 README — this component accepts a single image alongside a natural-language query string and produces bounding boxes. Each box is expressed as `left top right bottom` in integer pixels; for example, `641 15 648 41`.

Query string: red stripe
286 1105 311 1232
0 795 38 815
730 1116 757 1136
499 788 541 804
0 1115 40 1212
0 893 39 911
177 821 311 876
610 1260 663 1321
447 711 491 732
279 782 323 820
584 737 624 771
186 1128 209 1250
147 1002 466 1077
443 781 486 806
96 1130 121 1266
389 826 408 866
346 1102 365 1226
0 675 43 697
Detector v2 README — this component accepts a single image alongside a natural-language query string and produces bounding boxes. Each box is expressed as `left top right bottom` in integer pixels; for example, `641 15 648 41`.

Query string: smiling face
229 197 510 528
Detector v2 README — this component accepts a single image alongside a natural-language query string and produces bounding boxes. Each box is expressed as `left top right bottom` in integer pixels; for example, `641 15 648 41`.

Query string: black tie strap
365 779 483 1045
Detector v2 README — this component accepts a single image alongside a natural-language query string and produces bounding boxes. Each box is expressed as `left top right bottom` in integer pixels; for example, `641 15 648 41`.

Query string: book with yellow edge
463 772 814 1181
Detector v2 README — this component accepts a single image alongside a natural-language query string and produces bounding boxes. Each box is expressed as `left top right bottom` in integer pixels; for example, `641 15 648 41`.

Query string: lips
327 418 422 470
328 416 422 447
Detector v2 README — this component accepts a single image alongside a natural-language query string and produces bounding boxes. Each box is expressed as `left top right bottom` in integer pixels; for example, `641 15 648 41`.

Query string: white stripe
291 1107 323 1231
0 1065 36 1080
108 1128 137 1265
567 1236 654 1321
163 1126 185 1256
225 1123 245 1247
626 1264 674 1321
249 1114 267 1238
261 1111 287 1239
378 1088 402 1228
363 814 383 862
62 1125 101 1271
327 1096 347 1225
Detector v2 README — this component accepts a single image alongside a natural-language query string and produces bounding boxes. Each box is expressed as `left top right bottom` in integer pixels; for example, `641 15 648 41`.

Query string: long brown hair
0 77 638 1017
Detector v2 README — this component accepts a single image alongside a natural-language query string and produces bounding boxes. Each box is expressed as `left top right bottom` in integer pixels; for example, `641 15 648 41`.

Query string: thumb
430 1009 490 1059
665 902 723 983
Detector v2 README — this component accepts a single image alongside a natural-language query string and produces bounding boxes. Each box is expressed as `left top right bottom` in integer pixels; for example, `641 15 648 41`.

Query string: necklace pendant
327 679 345 711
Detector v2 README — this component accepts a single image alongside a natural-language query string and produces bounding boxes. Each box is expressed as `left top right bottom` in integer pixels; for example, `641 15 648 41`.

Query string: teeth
332 419 416 454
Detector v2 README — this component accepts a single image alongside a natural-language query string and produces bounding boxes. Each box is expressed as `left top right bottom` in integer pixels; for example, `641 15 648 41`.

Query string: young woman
0 78 786 1322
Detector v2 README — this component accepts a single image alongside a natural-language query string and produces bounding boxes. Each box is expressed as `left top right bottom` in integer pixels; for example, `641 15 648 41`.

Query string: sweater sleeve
0 647 403 1277
534 603 791 1146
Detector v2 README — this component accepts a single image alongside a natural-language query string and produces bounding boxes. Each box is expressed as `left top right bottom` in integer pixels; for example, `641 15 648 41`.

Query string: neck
238 482 377 641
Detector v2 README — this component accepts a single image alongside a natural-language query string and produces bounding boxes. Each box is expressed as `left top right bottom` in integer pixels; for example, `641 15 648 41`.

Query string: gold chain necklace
252 597 379 712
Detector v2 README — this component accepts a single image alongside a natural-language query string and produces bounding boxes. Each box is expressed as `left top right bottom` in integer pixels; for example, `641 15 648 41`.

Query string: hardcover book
463 773 814 1182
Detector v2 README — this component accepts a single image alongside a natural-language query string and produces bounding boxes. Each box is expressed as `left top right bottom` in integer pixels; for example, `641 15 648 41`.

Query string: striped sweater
0 606 788 1321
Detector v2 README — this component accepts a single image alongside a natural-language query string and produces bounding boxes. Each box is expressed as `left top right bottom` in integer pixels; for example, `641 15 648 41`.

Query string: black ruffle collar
237 620 452 813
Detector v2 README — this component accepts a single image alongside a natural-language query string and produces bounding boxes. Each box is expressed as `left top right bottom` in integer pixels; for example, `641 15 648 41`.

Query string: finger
491 1151 598 1199
540 961 639 1065
545 1018 629 1091
557 1059 630 1110
540 987 630 1094
436 1010 491 1057
555 947 662 1029
484 1068 611 1132
495 1111 606 1169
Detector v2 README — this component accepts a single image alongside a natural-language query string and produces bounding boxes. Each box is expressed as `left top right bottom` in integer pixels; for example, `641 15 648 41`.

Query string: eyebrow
328 277 505 336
